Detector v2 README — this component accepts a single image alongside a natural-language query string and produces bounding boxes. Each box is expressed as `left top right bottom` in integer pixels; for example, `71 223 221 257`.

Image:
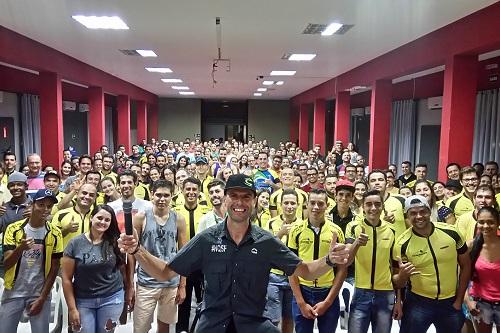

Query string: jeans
400 291 464 333
291 285 340 333
264 273 293 323
348 288 395 333
76 289 124 333
0 296 51 333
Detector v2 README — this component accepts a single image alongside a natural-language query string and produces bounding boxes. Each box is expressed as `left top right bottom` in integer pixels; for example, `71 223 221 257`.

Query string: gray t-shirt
2 224 46 301
64 234 123 299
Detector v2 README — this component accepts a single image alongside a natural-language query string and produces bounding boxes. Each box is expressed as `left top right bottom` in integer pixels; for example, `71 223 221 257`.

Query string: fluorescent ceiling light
136 50 157 57
161 78 182 83
145 67 172 73
288 53 316 61
253 93 262 96
262 81 274 85
172 86 190 90
321 22 343 36
276 81 284 85
179 91 195 95
257 88 267 92
72 15 129 30
270 70 296 76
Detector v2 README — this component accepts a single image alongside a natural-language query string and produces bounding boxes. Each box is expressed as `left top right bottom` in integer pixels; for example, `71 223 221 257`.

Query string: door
419 125 441 180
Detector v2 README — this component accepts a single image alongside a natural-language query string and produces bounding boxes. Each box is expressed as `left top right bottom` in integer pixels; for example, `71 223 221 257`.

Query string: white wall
0 91 21 164
415 98 442 162
248 99 290 147
158 98 201 141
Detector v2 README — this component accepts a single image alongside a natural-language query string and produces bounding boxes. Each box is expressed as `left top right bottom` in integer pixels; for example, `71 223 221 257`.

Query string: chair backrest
0 277 4 300
339 281 354 310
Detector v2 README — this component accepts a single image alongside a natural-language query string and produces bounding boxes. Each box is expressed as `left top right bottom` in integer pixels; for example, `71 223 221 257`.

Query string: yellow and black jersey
99 171 117 184
393 222 467 300
199 175 214 207
445 193 474 217
174 202 211 240
326 195 336 215
52 206 92 249
269 188 308 220
134 182 151 201
253 209 272 230
345 219 395 290
383 194 406 238
170 192 208 210
267 216 304 275
50 191 66 216
406 179 434 189
288 220 345 288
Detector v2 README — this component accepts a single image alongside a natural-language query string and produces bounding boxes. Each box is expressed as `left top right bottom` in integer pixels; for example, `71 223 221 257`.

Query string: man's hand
397 256 420 281
328 232 349 265
356 226 369 246
22 206 32 219
312 300 332 317
175 285 186 304
392 301 403 320
277 223 293 238
20 236 35 252
28 296 45 316
118 229 140 254
383 209 395 224
63 217 79 235
298 301 318 319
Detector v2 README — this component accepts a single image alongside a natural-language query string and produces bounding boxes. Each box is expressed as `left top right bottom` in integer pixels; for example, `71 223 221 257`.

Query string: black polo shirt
169 220 301 333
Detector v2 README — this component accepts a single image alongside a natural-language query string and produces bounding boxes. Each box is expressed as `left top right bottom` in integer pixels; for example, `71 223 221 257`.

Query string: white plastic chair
0 277 4 300
338 281 354 331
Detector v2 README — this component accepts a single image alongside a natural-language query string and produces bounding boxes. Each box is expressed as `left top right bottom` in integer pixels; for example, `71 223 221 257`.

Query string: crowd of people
0 137 498 333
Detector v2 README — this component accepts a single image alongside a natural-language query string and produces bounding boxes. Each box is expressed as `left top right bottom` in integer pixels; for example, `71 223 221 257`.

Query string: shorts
133 284 178 333
264 273 292 324
473 300 500 326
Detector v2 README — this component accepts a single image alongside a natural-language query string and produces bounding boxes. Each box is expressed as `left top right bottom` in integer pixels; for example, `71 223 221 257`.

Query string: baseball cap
224 174 256 195
8 171 27 184
335 179 354 193
32 189 58 204
44 171 61 180
404 195 430 213
195 156 208 165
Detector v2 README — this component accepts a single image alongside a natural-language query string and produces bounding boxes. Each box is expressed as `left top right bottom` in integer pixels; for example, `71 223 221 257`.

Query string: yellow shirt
175 203 211 240
267 215 304 276
393 222 467 300
445 193 474 217
288 220 345 288
269 188 308 220
134 182 151 201
345 219 395 290
455 211 477 242
52 207 92 249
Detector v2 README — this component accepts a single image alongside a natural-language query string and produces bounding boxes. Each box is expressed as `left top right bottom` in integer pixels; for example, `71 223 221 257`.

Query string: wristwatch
325 255 336 268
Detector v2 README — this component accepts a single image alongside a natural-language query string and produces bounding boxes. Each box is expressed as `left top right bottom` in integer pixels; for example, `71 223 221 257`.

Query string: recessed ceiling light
321 22 343 36
262 81 274 85
257 88 267 92
276 81 284 85
161 79 182 83
72 15 129 30
288 53 316 61
172 86 190 90
179 91 195 95
270 70 296 76
136 50 157 57
145 67 172 73
253 93 262 96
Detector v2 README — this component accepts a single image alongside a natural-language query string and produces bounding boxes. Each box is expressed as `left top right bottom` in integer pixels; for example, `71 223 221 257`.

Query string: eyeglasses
462 177 478 184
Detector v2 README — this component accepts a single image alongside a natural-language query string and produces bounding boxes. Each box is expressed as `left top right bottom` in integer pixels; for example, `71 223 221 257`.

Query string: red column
289 106 299 144
438 55 478 181
88 86 105 154
39 71 63 169
117 95 131 154
368 80 392 170
313 99 326 154
298 104 309 151
334 91 351 143
136 100 147 144
148 103 159 141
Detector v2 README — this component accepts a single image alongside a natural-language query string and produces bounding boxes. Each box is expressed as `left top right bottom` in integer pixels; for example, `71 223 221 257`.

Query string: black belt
474 297 500 306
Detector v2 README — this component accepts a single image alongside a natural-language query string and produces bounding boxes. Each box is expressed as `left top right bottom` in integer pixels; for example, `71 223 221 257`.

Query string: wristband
325 255 336 268
131 244 141 255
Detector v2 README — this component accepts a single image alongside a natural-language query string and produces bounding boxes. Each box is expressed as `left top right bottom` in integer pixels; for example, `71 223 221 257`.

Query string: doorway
201 100 248 142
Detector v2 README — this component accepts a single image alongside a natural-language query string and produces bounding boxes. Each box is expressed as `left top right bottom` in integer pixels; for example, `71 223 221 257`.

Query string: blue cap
32 189 58 204
195 156 208 165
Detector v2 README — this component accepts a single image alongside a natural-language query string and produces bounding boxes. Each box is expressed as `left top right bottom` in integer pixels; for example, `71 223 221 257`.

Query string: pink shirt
470 256 500 302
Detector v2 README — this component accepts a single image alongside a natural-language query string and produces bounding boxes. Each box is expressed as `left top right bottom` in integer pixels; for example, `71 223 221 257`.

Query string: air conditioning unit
428 96 442 110
62 101 77 111
78 104 89 112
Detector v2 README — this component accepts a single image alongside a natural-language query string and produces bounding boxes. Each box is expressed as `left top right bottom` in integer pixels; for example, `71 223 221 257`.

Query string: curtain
20 94 41 160
472 89 500 163
105 106 114 153
389 100 417 168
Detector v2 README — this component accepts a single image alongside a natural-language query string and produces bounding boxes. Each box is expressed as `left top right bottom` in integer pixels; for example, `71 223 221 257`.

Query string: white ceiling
0 0 497 100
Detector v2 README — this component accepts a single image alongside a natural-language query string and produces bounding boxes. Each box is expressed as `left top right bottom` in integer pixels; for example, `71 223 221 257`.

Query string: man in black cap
119 174 349 333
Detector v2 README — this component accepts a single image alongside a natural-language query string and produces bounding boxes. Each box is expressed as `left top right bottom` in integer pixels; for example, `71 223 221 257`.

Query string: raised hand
118 228 140 254
357 226 369 246
328 232 349 265
397 256 420 281
383 208 395 224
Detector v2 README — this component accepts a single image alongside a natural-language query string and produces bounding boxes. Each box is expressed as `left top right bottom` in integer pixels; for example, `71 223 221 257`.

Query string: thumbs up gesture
383 208 395 224
397 256 420 280
356 226 369 246
328 232 349 265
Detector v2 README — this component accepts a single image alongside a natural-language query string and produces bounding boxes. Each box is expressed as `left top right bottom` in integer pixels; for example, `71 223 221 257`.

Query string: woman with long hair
432 181 446 203
62 205 130 333
217 166 234 182
253 190 271 229
100 177 121 204
177 156 189 170
465 207 500 333
413 179 438 221
351 180 368 216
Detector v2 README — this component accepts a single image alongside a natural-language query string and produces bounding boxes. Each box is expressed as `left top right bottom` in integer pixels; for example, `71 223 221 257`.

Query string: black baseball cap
195 156 208 165
224 174 256 196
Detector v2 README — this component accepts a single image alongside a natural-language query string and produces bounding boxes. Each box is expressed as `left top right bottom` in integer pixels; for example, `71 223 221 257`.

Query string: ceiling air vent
302 24 327 35
119 49 140 56
335 24 354 35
